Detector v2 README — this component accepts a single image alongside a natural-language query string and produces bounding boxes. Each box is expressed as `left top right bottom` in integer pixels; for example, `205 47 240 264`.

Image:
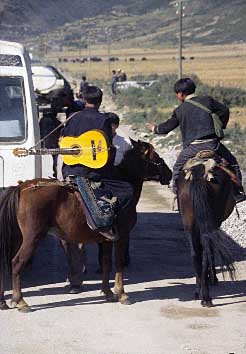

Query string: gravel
221 201 246 249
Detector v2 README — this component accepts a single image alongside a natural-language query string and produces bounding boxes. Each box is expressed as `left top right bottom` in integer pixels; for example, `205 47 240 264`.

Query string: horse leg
101 241 117 302
0 287 9 310
10 239 37 312
60 240 86 292
200 249 213 307
114 236 131 305
188 232 202 300
192 254 202 301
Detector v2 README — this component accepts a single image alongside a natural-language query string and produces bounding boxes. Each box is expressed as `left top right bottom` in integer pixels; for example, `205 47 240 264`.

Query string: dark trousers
61 241 86 286
101 179 134 222
172 139 241 194
111 83 117 96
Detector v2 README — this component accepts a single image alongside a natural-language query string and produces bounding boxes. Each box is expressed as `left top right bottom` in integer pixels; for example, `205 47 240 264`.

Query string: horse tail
189 165 235 281
0 186 21 288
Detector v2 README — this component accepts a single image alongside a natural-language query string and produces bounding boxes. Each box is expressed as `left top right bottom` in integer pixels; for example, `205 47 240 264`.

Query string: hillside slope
0 0 245 47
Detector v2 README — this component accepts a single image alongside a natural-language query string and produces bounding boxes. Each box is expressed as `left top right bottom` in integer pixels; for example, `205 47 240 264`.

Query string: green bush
116 74 246 110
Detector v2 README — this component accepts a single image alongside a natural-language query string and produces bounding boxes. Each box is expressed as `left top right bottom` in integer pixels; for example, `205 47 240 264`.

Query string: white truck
32 65 72 108
0 40 42 189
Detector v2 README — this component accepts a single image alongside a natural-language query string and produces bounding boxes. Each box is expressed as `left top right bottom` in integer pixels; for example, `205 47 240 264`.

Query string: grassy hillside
1 1 246 49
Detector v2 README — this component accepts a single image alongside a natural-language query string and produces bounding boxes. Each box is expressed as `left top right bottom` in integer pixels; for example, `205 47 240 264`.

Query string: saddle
21 178 119 240
183 150 239 185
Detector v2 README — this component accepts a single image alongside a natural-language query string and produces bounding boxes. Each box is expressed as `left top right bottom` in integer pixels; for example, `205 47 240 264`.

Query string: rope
30 111 79 150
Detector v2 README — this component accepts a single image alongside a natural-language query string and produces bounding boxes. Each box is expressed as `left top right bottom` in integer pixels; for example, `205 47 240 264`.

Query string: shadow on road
12 211 245 310
17 279 246 312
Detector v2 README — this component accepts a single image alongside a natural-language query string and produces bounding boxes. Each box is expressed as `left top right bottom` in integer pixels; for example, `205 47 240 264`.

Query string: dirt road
1 177 246 354
1 100 245 354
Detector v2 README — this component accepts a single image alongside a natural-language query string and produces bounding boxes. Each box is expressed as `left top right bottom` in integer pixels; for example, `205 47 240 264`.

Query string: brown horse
178 162 236 307
0 139 172 312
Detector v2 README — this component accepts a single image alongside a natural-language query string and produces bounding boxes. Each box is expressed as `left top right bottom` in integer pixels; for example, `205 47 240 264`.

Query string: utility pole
178 0 183 79
106 28 111 79
87 22 91 77
79 19 82 63
173 0 186 79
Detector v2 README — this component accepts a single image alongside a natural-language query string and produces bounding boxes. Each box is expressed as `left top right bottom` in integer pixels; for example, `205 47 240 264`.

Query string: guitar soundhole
71 145 82 156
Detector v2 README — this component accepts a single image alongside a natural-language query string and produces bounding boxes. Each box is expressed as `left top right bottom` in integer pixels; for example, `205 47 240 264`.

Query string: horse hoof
0 302 9 310
18 305 32 313
201 299 213 307
120 298 132 305
105 293 118 303
68 285 83 294
9 300 18 309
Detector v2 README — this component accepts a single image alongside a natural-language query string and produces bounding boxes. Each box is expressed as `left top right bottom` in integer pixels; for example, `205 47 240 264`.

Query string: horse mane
114 145 146 182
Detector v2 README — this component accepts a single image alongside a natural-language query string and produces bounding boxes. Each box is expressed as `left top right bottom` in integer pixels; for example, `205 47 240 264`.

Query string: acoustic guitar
13 130 109 169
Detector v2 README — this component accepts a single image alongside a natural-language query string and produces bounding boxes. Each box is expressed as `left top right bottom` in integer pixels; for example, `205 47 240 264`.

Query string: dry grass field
46 43 246 88
45 43 246 127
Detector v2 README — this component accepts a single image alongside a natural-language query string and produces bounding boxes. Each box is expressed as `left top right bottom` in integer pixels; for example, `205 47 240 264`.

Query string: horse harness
19 178 78 193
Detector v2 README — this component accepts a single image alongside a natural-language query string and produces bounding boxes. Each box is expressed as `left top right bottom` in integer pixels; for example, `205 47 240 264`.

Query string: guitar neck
30 148 80 156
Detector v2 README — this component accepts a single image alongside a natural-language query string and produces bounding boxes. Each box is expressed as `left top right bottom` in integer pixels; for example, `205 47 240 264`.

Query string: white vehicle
0 40 41 189
116 80 159 90
31 65 72 108
32 65 70 94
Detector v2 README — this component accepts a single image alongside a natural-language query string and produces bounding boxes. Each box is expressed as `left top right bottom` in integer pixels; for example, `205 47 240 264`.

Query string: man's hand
146 122 156 132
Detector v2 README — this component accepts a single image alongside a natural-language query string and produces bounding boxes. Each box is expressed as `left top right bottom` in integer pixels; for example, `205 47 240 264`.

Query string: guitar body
59 130 109 168
13 130 109 169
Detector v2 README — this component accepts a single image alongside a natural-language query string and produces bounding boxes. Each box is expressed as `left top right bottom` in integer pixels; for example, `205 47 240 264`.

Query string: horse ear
130 138 138 147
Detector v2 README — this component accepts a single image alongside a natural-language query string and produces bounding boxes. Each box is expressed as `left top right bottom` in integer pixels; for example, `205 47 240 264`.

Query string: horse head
126 138 172 185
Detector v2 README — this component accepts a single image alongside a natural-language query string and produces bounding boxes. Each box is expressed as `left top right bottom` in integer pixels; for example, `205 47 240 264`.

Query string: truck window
0 76 26 143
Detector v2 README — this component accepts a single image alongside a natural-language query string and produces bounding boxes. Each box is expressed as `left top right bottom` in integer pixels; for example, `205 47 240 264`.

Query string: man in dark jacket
79 76 89 98
111 70 118 96
39 107 61 178
62 85 133 240
146 78 244 201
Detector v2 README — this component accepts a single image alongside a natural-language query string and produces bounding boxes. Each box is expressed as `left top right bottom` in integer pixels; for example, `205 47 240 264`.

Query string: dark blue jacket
62 107 114 179
154 96 229 147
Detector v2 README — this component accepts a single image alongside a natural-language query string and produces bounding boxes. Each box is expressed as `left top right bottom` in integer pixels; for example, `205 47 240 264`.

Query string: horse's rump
0 185 22 286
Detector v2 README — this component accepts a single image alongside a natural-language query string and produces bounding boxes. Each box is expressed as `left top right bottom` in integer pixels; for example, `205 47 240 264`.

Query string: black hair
112 70 116 74
105 112 120 126
82 76 86 80
83 85 103 105
174 78 196 95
